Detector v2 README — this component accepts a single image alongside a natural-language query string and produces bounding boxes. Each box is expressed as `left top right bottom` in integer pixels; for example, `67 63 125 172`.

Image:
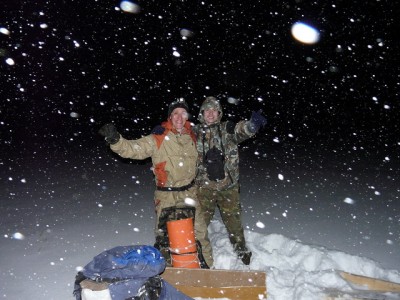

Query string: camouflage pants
198 185 247 251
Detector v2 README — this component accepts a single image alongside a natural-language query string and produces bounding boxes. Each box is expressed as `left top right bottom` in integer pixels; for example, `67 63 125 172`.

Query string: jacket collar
162 119 196 142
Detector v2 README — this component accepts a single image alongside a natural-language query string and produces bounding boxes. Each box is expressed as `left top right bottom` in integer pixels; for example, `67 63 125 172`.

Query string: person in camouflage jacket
98 99 213 268
192 96 267 265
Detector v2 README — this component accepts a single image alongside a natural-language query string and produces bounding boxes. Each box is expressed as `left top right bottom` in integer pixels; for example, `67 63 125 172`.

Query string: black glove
248 110 267 133
151 125 165 135
98 123 120 144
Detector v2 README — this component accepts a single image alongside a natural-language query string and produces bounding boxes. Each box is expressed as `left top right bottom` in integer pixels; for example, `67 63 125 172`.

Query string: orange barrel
166 218 200 268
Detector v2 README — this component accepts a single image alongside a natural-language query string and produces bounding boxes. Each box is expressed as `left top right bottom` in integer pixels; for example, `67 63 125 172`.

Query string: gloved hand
98 123 120 144
151 125 165 135
248 110 267 133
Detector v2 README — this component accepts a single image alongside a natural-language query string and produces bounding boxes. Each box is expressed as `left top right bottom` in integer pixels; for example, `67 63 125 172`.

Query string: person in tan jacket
98 99 213 268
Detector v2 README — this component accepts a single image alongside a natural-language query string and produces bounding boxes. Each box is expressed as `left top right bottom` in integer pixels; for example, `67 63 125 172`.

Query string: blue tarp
76 245 193 300
83 245 165 280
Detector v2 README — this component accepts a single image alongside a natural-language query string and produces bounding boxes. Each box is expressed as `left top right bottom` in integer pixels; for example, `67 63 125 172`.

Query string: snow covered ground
1 144 399 299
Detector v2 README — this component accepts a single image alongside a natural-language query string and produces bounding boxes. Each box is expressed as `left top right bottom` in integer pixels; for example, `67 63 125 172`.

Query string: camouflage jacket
193 120 255 191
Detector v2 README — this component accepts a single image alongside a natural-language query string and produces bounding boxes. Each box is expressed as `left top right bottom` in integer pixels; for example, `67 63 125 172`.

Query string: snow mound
209 220 400 300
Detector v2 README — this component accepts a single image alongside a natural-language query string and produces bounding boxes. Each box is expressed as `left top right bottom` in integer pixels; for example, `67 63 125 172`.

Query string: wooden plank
80 279 109 291
324 271 400 299
175 286 267 299
340 271 400 293
325 292 390 300
161 267 267 299
161 267 266 287
325 296 372 300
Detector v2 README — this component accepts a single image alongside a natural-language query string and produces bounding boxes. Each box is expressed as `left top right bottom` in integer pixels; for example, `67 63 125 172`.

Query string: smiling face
203 107 219 125
170 107 189 132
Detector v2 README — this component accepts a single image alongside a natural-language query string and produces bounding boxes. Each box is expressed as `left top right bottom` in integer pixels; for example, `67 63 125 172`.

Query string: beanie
168 99 189 117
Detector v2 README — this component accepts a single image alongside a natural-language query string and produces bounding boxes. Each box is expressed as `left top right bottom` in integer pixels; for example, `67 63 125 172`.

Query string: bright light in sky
120 1 140 13
13 232 25 240
180 29 194 38
291 22 320 44
5 58 15 65
0 27 10 35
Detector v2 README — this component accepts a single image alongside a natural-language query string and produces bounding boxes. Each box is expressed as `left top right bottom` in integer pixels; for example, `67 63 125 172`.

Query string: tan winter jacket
110 120 197 189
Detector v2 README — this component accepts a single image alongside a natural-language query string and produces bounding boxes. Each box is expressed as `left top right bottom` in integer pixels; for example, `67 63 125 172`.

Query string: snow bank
209 220 400 300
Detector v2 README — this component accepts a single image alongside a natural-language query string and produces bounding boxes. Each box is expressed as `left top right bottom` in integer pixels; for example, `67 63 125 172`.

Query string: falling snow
0 0 399 299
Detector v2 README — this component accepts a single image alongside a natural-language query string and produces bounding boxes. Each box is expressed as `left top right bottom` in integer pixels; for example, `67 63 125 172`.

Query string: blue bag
73 245 193 300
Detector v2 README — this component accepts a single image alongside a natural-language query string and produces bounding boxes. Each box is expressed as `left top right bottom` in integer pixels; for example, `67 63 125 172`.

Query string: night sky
1 1 399 167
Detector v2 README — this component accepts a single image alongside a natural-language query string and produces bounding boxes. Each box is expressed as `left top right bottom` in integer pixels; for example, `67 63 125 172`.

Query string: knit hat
168 99 189 116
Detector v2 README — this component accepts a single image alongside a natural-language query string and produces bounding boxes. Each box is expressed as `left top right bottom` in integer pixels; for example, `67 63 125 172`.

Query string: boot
237 250 252 265
233 243 252 265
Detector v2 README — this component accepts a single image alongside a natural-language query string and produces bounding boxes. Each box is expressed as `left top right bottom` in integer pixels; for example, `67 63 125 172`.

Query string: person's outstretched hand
248 110 267 133
99 123 120 144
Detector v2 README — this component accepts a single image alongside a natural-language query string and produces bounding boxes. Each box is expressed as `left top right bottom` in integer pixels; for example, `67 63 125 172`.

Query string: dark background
1 0 399 184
